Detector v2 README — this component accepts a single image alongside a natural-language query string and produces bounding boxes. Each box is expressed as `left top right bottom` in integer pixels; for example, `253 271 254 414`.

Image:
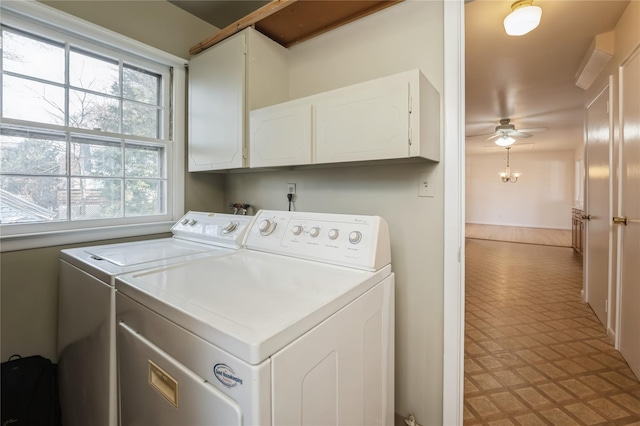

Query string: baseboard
465 221 571 231
607 327 616 344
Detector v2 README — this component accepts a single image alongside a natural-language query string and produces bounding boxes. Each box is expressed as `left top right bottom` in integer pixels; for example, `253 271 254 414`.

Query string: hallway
464 239 640 425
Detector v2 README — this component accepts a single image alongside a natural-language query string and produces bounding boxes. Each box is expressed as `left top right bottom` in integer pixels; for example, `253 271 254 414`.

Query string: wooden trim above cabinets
189 0 403 56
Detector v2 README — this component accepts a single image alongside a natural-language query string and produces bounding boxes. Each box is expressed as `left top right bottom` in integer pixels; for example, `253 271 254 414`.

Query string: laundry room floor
464 239 640 425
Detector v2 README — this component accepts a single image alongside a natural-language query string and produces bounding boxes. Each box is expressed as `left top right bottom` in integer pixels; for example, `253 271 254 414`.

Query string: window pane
0 25 171 229
70 136 122 177
125 143 164 178
70 177 121 219
2 75 65 125
1 129 67 175
122 101 159 138
0 176 66 223
123 66 159 104
125 179 164 216
69 89 120 132
2 28 65 83
70 49 119 95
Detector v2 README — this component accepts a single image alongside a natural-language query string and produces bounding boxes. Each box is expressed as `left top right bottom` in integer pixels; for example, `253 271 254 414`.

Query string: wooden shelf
190 0 403 55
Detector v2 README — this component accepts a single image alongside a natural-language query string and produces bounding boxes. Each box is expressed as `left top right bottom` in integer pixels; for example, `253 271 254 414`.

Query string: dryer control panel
171 212 254 249
245 210 391 271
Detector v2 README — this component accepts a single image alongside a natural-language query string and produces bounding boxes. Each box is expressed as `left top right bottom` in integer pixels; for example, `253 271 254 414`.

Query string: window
0 2 185 248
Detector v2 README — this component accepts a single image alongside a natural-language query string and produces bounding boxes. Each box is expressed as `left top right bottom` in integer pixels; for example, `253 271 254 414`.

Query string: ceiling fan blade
511 130 532 138
517 127 548 133
482 133 501 141
466 131 496 138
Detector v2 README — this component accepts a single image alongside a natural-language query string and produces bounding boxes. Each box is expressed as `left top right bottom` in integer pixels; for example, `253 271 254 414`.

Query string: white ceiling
465 0 630 155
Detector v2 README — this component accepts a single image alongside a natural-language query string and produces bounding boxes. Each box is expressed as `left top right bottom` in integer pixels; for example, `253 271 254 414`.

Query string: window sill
0 221 174 252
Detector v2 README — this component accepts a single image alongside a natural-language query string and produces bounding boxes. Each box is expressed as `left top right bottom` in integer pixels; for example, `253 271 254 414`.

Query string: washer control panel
245 210 391 271
171 212 254 248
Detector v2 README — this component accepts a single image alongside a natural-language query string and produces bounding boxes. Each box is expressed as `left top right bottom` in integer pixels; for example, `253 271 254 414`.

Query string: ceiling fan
468 118 548 146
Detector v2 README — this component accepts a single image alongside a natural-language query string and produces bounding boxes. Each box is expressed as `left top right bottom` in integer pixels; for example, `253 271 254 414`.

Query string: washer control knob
309 227 321 238
221 220 238 234
181 218 189 225
188 219 197 226
328 229 339 240
349 231 362 244
259 219 276 236
292 225 303 236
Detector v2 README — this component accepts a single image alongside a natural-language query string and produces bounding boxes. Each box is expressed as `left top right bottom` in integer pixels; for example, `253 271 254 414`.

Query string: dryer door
118 322 242 425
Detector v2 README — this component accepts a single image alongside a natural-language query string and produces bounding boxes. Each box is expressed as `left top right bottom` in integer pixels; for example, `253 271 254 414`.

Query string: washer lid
85 239 216 267
116 250 392 365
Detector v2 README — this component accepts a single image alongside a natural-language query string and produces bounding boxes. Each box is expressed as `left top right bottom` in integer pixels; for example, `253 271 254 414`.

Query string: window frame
1 1 186 252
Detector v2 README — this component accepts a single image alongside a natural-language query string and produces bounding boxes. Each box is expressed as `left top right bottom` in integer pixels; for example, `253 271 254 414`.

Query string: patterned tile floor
465 239 640 425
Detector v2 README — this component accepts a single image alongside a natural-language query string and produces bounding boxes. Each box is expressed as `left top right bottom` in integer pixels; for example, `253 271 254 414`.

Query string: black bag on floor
1 354 62 426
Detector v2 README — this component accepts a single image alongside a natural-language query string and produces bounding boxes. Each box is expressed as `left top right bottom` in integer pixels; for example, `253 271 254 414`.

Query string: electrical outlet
287 183 296 194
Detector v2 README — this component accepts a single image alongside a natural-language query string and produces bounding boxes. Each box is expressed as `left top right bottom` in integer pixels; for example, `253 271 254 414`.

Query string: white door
585 84 612 329
618 46 640 379
188 33 246 171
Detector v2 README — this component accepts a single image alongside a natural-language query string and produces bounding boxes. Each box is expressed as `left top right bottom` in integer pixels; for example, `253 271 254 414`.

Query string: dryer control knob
221 220 238 234
181 218 189 225
309 227 321 238
349 231 362 244
292 225 303 236
259 219 276 236
188 219 197 226
328 229 339 240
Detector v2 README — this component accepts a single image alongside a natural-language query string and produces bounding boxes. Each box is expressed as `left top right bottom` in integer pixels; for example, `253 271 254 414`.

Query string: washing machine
115 209 395 425
57 211 255 426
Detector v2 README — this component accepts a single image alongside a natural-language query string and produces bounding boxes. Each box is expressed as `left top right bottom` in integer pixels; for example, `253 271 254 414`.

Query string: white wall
39 0 217 59
466 150 575 229
225 2 445 423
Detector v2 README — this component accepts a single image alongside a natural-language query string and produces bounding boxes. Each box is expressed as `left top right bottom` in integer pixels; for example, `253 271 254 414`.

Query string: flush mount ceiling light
504 0 542 36
495 135 516 147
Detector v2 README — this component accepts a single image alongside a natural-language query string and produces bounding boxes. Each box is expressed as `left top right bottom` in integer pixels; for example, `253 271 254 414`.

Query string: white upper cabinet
315 69 440 164
250 102 313 168
188 28 288 172
315 72 411 163
248 69 440 169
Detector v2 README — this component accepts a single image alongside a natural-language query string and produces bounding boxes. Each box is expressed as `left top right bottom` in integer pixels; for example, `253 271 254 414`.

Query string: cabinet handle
581 214 591 220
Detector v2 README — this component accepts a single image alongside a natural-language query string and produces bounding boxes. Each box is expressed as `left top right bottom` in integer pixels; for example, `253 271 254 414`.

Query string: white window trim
1 0 186 252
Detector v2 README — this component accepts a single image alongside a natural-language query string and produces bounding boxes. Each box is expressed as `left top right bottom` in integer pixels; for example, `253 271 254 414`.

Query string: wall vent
575 31 614 90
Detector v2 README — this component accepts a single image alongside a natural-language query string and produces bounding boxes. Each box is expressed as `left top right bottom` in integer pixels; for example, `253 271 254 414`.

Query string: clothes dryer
57 212 254 426
115 210 394 425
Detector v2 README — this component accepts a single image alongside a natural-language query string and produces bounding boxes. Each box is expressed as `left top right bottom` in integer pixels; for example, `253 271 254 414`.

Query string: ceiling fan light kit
500 147 520 183
495 135 516 147
504 0 542 36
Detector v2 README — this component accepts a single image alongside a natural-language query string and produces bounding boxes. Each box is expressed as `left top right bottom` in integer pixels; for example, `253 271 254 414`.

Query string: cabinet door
315 76 409 164
250 103 313 167
189 34 246 171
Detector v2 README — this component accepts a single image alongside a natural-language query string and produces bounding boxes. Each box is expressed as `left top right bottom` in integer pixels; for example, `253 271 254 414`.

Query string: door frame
442 0 465 424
